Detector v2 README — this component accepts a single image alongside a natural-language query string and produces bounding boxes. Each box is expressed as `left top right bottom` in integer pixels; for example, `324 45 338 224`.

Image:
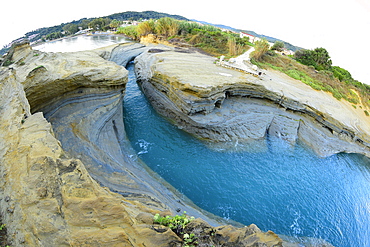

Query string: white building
239 32 261 43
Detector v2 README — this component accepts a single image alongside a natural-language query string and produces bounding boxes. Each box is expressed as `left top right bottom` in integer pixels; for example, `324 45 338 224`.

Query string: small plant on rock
183 233 197 247
153 211 197 246
153 211 194 234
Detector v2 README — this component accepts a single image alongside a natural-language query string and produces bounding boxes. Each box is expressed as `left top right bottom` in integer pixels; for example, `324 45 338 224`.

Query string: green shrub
116 26 139 40
286 69 302 80
153 212 194 234
250 39 270 61
271 41 284 51
154 212 197 246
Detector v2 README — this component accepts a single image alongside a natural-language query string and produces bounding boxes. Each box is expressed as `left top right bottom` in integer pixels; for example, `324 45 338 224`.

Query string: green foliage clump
118 18 250 57
153 212 197 246
45 31 65 40
250 39 270 61
155 17 179 37
271 41 285 52
117 26 138 40
294 47 332 71
153 212 194 234
88 17 111 31
2 60 13 67
331 66 352 82
62 23 79 35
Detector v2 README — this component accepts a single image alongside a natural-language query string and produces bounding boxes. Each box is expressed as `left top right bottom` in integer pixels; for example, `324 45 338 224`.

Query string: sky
1 0 370 84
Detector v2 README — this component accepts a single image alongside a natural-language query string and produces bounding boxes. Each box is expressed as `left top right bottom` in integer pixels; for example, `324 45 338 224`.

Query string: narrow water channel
123 62 370 247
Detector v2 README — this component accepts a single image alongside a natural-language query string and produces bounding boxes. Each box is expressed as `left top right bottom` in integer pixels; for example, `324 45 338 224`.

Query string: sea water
123 62 370 247
33 34 129 52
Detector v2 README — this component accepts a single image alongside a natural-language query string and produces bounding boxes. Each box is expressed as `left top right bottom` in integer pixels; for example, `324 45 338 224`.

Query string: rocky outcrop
135 47 370 157
0 41 288 246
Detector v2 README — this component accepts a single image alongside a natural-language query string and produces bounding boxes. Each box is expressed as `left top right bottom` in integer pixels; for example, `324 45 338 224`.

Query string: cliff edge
135 46 370 158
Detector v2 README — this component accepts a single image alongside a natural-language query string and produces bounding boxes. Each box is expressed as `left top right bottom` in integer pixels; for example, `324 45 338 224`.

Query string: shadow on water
123 61 370 247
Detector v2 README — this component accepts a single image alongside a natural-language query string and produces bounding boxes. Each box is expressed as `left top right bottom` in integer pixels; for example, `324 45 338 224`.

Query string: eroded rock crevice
0 41 289 246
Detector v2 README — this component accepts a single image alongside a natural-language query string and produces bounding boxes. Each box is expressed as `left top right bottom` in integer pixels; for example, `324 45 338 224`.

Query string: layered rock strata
135 47 370 157
0 41 286 246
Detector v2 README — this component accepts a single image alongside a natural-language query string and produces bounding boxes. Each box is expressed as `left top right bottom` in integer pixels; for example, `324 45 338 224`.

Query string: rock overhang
135 47 370 157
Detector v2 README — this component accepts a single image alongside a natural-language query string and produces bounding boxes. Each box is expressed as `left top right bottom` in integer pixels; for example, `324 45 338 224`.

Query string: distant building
239 32 260 43
121 20 140 27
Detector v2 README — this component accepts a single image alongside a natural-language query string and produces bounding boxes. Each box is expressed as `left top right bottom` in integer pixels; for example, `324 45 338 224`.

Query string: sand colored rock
0 42 287 246
135 47 370 157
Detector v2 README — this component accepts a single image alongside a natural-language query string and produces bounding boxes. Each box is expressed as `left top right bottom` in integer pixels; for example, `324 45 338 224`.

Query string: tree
88 18 111 31
109 19 122 30
63 23 79 35
295 47 332 71
251 39 270 61
311 47 332 70
80 19 90 30
271 41 284 52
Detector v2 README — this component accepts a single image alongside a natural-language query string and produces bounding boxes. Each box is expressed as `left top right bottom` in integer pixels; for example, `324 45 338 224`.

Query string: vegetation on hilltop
107 10 188 22
117 17 252 57
253 45 370 108
194 21 302 52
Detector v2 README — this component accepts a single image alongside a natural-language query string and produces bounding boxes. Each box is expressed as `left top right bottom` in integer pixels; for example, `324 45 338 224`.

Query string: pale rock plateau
135 46 370 158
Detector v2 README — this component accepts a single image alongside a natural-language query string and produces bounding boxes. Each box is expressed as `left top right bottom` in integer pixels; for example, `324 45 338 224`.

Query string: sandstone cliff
0 41 287 246
135 46 370 158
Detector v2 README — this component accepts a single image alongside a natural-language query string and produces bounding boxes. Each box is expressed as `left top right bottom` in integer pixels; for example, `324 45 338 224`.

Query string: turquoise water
123 62 370 247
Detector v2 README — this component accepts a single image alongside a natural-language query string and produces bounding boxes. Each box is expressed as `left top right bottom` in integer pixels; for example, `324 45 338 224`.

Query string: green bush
117 26 139 40
250 39 270 61
2 60 13 67
271 41 284 51
153 212 194 234
153 212 197 246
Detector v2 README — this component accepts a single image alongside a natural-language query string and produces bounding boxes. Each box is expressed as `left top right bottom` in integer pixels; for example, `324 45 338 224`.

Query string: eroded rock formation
135 47 370 158
0 41 288 246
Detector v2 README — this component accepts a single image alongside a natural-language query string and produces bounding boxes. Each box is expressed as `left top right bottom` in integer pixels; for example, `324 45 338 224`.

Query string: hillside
193 20 302 52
